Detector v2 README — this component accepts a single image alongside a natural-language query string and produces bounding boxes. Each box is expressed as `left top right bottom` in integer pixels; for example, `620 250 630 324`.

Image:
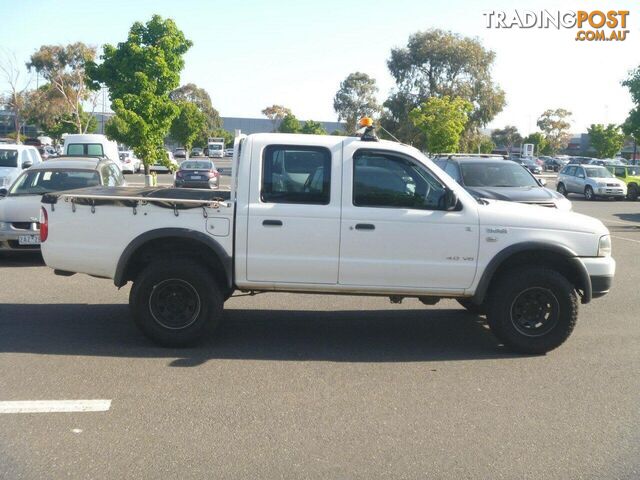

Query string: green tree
383 29 505 148
409 96 472 153
537 108 572 155
0 50 32 142
170 101 208 159
491 126 522 155
278 113 300 133
622 67 640 159
460 131 495 153
622 66 640 105
169 83 221 130
27 43 96 134
587 124 625 158
523 132 550 156
333 72 380 134
87 15 192 177
262 105 292 132
300 120 327 135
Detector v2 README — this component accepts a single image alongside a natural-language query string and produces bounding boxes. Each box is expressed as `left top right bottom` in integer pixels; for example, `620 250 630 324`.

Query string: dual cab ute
40 131 616 353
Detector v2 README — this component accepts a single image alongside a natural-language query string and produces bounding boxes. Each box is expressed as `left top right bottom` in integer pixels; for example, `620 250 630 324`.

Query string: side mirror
538 178 547 186
0 188 7 197
444 188 458 211
22 160 33 169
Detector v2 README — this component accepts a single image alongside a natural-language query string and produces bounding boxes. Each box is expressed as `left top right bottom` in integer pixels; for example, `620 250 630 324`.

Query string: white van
63 134 122 169
0 145 43 189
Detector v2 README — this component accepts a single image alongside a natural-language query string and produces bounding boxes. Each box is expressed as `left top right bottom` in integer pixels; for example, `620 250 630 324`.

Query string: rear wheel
487 267 578 354
584 186 596 200
627 184 638 201
129 259 223 347
557 183 567 196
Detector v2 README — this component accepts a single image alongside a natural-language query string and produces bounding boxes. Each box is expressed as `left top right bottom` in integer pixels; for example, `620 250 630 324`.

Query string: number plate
191 175 202 180
18 234 40 245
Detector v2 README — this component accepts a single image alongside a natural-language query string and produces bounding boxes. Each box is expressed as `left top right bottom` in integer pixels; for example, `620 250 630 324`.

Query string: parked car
41 132 615 354
224 148 234 157
174 148 187 159
541 157 567 172
38 146 57 161
434 157 571 210
191 147 204 157
174 160 219 189
0 145 43 189
606 165 640 200
512 157 542 174
567 156 596 165
588 158 625 167
0 156 125 251
119 150 142 174
557 164 627 200
149 151 179 173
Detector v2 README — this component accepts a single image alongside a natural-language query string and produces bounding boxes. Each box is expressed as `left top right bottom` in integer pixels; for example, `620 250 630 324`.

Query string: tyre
129 259 223 347
486 267 578 354
584 185 596 200
628 185 638 201
457 298 485 315
557 183 567 196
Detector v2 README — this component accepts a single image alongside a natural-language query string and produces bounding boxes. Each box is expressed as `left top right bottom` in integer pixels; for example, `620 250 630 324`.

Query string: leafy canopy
537 109 572 155
278 113 300 133
87 15 192 168
587 124 625 158
170 100 208 153
333 72 380 134
409 96 472 153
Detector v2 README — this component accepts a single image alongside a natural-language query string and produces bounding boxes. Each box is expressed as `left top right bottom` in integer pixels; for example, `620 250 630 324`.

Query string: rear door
245 143 341 284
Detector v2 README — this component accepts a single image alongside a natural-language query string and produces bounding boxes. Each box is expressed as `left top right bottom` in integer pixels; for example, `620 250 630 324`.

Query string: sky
0 0 638 135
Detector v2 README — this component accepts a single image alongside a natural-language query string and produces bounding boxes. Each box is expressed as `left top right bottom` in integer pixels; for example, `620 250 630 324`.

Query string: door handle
355 223 375 231
263 219 283 227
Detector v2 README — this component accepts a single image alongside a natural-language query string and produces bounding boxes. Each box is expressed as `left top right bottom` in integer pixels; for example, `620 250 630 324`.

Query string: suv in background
434 156 571 210
607 165 640 200
0 145 43 189
557 164 626 200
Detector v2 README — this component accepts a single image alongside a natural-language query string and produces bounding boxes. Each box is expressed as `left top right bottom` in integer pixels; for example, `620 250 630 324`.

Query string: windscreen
460 162 539 187
585 167 614 178
9 170 101 196
0 149 19 168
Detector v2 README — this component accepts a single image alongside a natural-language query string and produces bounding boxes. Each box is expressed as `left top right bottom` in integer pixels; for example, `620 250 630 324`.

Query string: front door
338 146 479 291
246 144 341 284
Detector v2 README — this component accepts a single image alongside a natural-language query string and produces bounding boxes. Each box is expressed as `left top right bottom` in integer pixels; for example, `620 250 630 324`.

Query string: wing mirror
538 178 547 186
0 188 7 197
22 160 33 169
444 188 458 211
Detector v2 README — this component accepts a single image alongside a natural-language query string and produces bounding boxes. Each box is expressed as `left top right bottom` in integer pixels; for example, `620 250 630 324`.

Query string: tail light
40 207 48 242
176 171 184 178
207 170 219 178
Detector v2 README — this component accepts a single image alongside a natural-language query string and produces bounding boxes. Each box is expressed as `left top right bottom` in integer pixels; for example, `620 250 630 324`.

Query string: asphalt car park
0 190 639 479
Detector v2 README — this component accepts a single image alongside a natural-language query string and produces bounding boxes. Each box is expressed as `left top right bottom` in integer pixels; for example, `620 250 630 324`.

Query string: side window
353 151 448 210
261 145 331 204
28 149 40 164
67 144 84 156
87 144 104 156
99 165 112 186
576 167 585 178
614 167 626 177
444 162 461 182
109 164 124 186
564 166 576 176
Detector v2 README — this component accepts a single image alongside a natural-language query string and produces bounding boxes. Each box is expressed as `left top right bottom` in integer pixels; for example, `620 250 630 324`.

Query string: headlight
555 196 573 211
598 235 612 257
0 177 9 187
0 221 9 229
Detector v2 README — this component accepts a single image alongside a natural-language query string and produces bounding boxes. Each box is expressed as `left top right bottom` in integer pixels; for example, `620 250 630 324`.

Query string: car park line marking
611 235 640 245
0 400 111 414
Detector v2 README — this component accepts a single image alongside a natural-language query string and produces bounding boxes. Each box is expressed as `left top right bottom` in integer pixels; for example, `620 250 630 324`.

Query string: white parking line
611 235 640 245
0 400 111 414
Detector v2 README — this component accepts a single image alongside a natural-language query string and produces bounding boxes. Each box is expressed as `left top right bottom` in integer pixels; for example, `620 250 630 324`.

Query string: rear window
0 149 19 168
67 143 104 156
181 161 213 170
9 170 100 196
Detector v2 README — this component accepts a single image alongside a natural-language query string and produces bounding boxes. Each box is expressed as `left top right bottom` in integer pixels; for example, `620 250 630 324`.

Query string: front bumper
596 187 626 197
0 222 41 250
580 256 616 299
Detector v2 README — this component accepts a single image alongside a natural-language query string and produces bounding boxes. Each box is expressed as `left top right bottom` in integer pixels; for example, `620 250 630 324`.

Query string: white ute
40 128 616 353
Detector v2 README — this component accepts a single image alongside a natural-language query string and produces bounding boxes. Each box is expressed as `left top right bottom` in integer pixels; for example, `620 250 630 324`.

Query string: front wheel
627 184 638 201
129 259 223 347
557 183 567 196
584 186 596 200
487 267 578 354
